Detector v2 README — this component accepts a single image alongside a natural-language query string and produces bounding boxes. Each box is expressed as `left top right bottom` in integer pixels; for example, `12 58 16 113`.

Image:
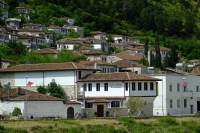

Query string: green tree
66 29 80 38
6 40 27 56
154 34 162 68
46 82 65 99
169 42 179 68
126 96 144 116
106 34 114 43
144 37 149 57
37 85 47 94
139 56 149 66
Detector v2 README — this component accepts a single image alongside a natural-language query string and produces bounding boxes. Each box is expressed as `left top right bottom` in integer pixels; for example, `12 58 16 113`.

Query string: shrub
0 125 5 130
37 86 47 94
116 128 128 133
12 107 21 116
157 117 177 125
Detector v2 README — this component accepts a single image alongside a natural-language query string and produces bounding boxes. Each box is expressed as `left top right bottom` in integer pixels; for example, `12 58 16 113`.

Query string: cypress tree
154 34 162 68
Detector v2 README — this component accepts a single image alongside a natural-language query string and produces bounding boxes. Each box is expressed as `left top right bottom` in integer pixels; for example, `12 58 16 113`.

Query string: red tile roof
18 28 43 32
78 72 162 82
113 60 146 68
83 60 116 66
0 62 99 72
77 96 126 100
0 88 63 101
110 50 143 61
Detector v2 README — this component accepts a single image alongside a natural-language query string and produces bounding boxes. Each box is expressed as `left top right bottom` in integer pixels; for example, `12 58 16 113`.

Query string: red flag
27 81 34 86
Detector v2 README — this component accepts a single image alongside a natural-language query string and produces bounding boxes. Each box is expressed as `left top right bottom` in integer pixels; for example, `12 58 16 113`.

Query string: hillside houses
0 0 8 20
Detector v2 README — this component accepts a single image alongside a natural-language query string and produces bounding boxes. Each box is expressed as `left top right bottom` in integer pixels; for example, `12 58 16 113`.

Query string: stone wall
0 73 15 87
82 102 153 118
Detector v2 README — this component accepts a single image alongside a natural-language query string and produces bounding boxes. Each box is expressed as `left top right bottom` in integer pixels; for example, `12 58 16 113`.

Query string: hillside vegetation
3 0 200 60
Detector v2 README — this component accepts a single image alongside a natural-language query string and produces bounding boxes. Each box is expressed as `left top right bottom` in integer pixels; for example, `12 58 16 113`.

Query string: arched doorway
67 107 74 119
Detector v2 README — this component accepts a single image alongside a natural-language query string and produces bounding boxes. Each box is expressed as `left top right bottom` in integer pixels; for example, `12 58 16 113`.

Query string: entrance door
67 107 74 119
97 105 104 117
190 105 193 114
197 101 200 111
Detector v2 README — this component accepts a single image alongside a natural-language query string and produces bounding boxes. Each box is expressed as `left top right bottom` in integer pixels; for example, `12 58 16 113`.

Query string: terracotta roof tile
77 96 126 100
84 60 116 66
18 28 43 32
113 60 146 68
78 72 162 82
81 51 106 55
78 46 93 50
0 88 64 101
90 31 106 35
0 62 99 72
110 50 143 61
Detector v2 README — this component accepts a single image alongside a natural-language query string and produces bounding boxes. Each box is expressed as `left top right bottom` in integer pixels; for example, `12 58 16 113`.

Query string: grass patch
157 117 178 125
118 117 136 126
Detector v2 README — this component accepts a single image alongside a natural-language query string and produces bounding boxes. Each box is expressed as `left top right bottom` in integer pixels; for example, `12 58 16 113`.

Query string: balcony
194 92 200 97
182 91 193 97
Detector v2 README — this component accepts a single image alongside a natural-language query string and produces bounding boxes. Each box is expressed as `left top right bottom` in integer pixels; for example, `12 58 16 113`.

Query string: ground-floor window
111 101 120 108
85 101 93 108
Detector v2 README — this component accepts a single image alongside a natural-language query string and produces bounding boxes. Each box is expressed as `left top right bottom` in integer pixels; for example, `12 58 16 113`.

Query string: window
85 101 93 108
78 71 81 79
88 83 92 91
83 83 87 91
96 83 100 91
107 68 109 73
184 99 187 108
150 82 154 90
177 99 180 108
125 83 128 91
170 99 173 108
138 82 141 91
177 83 180 92
169 85 172 91
135 71 138 74
111 101 120 107
104 83 108 91
132 83 135 91
196 86 199 92
144 82 148 91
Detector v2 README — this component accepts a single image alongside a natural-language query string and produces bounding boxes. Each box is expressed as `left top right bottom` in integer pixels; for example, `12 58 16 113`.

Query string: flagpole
25 76 28 120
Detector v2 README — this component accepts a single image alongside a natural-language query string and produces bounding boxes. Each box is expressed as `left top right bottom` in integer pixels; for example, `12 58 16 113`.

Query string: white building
6 18 21 30
150 71 200 116
0 62 99 100
16 7 34 20
0 0 8 20
77 72 161 117
0 88 81 119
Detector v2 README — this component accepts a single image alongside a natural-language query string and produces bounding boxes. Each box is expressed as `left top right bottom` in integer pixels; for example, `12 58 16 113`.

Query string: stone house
77 72 161 117
0 87 81 119
113 59 147 74
90 31 107 43
79 60 117 73
0 0 8 20
0 58 17 69
6 18 21 30
0 62 99 100
16 7 34 20
107 50 143 63
23 23 48 31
